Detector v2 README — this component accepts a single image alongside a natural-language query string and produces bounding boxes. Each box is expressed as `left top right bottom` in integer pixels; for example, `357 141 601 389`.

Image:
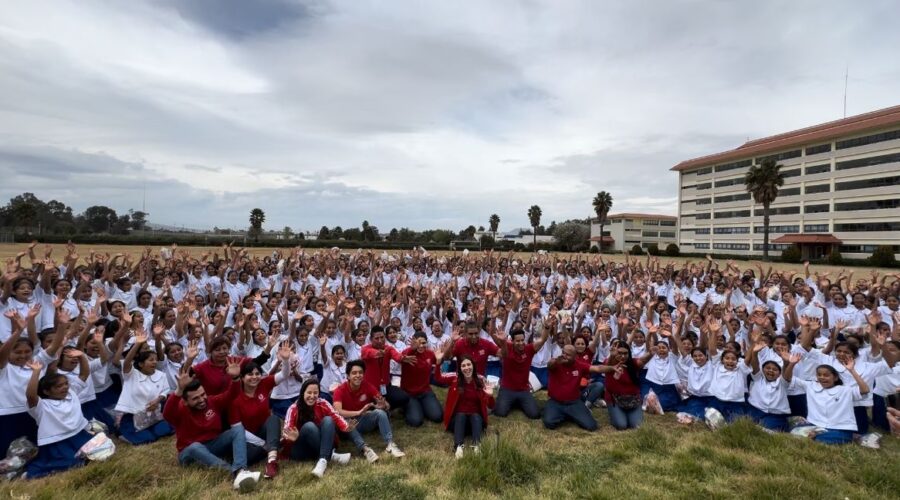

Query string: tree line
0 192 148 235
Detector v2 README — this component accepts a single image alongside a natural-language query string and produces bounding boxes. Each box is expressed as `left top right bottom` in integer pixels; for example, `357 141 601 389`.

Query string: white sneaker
311 458 328 478
363 446 379 463
331 451 352 465
454 445 465 460
233 469 260 492
385 442 406 458
471 445 480 455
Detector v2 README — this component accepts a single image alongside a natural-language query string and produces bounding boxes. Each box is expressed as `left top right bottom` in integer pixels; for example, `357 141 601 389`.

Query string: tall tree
82 205 118 233
489 213 500 241
527 205 542 249
249 208 265 242
745 158 785 260
318 226 331 239
128 209 149 231
361 220 370 242
331 226 343 239
282 226 293 240
592 191 614 253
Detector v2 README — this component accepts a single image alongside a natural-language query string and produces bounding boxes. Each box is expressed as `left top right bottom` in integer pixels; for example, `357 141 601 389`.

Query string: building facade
590 213 677 253
672 105 900 259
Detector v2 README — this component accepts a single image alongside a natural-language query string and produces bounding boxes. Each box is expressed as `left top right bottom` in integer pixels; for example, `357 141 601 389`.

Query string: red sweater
360 344 403 387
434 364 495 430
602 359 640 405
451 338 499 376
280 398 350 456
548 358 590 402
193 357 251 396
228 375 276 433
163 381 239 452
500 342 536 391
400 347 436 396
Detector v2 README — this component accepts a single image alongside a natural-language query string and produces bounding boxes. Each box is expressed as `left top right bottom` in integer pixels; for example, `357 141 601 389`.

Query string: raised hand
225 356 242 378
840 356 855 371
26 359 44 372
277 341 293 362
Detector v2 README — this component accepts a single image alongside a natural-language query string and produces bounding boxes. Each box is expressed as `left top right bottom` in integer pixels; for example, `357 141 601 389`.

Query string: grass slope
4 391 899 500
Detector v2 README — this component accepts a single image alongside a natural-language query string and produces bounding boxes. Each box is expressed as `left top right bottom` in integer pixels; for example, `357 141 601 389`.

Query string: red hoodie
433 363 495 430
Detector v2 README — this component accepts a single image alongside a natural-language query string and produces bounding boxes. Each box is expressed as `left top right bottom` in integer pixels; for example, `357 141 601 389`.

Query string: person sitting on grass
113 328 173 445
432 355 495 459
490 323 548 420
280 378 352 478
543 345 620 431
602 341 643 430
332 359 406 462
24 359 93 479
399 332 444 427
162 369 261 492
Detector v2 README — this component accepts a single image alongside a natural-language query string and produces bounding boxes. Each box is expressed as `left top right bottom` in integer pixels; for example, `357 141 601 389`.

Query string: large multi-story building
590 213 677 253
672 105 900 260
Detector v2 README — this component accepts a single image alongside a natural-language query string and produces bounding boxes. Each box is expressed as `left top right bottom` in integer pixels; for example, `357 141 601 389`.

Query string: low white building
590 213 678 252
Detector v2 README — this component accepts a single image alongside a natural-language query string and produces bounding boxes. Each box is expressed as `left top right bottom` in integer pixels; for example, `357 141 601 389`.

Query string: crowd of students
1 242 898 490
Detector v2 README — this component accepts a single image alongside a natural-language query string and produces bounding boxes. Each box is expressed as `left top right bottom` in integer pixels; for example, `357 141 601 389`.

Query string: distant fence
0 232 14 243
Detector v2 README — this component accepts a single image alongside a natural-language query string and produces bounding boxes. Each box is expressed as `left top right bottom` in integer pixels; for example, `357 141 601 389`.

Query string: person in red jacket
360 328 415 411
192 336 272 396
280 378 352 478
441 320 499 377
489 326 549 419
400 332 443 427
228 342 292 479
333 360 406 462
163 369 261 492
543 345 620 431
434 354 495 459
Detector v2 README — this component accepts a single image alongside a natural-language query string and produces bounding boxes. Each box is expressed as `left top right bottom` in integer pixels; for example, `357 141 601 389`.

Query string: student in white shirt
638 334 682 412
747 348 797 432
114 331 173 445
708 337 754 422
24 359 93 479
785 357 870 445
674 321 717 420
318 339 347 403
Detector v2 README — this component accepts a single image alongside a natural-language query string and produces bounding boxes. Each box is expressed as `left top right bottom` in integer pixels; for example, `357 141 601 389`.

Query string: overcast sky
1 1 898 233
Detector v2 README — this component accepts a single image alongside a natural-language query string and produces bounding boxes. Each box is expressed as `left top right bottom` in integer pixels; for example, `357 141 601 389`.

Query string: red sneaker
264 460 279 479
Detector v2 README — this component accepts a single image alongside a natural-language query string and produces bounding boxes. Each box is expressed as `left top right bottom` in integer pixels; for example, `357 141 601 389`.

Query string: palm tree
489 214 500 241
527 205 542 249
592 191 613 253
745 158 785 260
249 208 265 242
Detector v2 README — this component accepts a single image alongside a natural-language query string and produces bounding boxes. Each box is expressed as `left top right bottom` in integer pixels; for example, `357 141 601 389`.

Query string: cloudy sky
1 1 898 233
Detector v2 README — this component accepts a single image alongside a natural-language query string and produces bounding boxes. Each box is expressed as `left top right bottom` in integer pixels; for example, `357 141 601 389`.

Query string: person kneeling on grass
162 368 261 492
543 345 620 431
433 354 495 459
332 360 406 462
281 378 352 478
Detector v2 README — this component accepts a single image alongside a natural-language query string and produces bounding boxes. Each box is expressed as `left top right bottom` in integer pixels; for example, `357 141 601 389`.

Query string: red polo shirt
333 381 382 412
360 344 403 388
452 338 499 376
163 382 238 452
400 347 436 396
548 358 590 402
500 342 536 392
228 375 277 433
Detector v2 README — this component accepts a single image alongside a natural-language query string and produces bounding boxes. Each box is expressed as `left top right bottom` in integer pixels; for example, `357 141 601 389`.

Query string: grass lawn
4 390 899 500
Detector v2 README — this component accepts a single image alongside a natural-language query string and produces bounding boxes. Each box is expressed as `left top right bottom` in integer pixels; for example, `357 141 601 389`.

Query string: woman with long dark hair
280 379 352 478
603 341 643 430
433 354 495 459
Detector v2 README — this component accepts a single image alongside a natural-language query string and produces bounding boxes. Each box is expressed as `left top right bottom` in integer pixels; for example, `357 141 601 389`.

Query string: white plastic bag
77 432 115 461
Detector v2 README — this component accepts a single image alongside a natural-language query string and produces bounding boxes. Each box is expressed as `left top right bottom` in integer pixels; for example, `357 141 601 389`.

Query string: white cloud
0 0 898 232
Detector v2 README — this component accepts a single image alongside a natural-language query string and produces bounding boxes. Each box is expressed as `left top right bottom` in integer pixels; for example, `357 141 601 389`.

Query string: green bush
588 246 599 254
827 250 843 265
869 245 898 267
780 244 802 263
630 244 643 255
647 243 660 256
665 243 680 256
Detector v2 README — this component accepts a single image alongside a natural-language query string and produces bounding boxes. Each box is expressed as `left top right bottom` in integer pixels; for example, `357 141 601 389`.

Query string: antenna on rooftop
843 65 849 118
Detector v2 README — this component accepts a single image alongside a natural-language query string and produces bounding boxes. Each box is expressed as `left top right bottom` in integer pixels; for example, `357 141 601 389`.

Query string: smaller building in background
590 213 678 253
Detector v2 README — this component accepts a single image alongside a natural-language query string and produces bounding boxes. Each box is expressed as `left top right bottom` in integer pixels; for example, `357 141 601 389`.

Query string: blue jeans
246 414 284 464
494 388 540 419
814 429 853 445
289 418 335 461
748 406 788 432
607 404 643 430
581 382 605 406
349 409 392 449
404 392 443 427
178 424 248 473
542 399 597 431
270 397 297 419
453 413 483 447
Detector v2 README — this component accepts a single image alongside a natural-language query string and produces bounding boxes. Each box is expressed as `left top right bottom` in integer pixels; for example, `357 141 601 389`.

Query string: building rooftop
602 212 677 220
772 234 843 244
671 104 900 172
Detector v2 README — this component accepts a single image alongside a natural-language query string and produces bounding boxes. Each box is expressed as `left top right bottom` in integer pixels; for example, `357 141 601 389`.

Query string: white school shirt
38 293 79 332
680 356 716 397
645 355 681 385
320 360 347 394
57 362 98 403
787 345 820 396
531 342 561 369
0 295 41 342
810 353 891 407
0 350 56 415
791 379 864 431
28 378 89 446
90 357 113 394
873 363 900 397
877 306 898 330
748 371 790 414
270 356 304 400
114 368 170 414
710 360 752 402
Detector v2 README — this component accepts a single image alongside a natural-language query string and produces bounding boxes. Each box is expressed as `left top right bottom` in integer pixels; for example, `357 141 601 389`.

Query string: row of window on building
683 221 900 235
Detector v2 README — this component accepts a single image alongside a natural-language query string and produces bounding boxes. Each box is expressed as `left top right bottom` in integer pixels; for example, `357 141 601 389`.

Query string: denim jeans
607 404 643 430
494 388 540 419
453 413 483 447
246 413 283 463
349 409 392 449
581 382 605 406
289 418 336 461
542 399 597 431
404 392 443 427
178 424 248 473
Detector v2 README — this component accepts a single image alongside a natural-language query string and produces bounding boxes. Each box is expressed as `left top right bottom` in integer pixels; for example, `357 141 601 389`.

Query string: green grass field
4 390 899 500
